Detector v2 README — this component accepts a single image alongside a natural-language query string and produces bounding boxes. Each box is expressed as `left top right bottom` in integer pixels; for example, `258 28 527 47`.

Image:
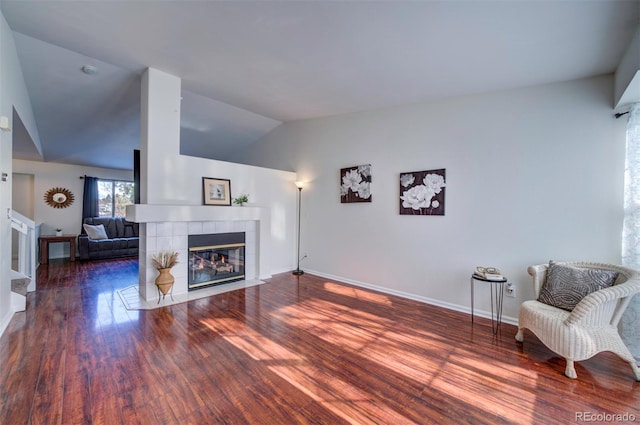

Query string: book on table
481 273 504 281
474 266 504 281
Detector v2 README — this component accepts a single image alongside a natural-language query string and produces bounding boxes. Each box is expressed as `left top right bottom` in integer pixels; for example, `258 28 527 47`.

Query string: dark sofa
78 217 139 260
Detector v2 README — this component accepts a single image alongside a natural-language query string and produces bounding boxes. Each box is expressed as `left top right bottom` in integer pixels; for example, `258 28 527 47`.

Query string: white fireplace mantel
126 204 272 301
126 204 269 224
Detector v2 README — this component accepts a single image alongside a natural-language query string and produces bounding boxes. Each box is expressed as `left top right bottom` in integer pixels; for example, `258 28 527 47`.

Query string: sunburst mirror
44 187 75 209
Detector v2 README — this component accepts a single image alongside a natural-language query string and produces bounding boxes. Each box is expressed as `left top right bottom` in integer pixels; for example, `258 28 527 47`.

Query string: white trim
11 292 25 312
305 269 519 326
0 311 13 339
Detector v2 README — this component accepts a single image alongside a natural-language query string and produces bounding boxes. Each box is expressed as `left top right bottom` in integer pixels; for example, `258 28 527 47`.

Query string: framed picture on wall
202 177 232 206
399 168 446 215
340 164 372 203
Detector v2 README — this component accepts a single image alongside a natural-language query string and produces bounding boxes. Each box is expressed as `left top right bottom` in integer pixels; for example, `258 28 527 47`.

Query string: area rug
117 279 265 310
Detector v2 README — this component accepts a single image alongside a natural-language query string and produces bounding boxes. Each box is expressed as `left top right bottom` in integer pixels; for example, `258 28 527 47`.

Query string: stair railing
10 209 36 291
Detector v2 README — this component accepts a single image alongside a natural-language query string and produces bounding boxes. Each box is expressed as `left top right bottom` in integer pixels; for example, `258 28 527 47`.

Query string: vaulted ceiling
4 1 639 170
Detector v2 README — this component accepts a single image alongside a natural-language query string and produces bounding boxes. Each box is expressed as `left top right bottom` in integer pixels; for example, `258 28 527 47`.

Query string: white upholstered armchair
515 262 640 380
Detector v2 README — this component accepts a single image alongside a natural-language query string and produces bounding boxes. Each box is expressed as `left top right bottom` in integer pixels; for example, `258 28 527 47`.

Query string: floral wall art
340 164 372 203
399 169 446 215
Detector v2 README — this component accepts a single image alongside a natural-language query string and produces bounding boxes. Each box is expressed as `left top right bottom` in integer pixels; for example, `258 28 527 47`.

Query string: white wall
139 68 297 276
0 11 41 335
237 75 625 321
140 154 297 276
12 160 132 260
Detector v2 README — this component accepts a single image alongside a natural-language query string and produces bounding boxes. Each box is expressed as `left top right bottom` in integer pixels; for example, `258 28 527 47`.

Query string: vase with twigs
152 251 179 303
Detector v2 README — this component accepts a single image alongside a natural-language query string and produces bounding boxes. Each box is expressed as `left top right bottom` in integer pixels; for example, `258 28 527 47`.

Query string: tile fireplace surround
126 205 272 302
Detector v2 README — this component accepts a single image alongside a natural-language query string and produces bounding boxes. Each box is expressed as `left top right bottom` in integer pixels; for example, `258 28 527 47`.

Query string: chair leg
565 359 577 379
515 329 524 342
606 335 640 381
630 362 640 381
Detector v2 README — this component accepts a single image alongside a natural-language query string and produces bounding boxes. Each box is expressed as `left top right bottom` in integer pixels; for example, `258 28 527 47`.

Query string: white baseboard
0 310 14 339
11 292 26 312
304 269 518 326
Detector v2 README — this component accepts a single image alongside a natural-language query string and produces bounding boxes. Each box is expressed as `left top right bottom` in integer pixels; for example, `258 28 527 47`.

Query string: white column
140 68 181 205
139 68 181 300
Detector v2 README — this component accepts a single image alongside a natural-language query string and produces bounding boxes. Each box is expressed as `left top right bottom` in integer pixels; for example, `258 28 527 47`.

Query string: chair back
528 262 640 326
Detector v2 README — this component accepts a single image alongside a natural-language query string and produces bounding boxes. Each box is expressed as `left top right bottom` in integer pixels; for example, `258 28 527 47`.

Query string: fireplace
188 232 245 290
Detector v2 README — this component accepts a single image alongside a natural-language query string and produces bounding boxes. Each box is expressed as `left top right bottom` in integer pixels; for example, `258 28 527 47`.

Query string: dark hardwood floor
0 258 638 424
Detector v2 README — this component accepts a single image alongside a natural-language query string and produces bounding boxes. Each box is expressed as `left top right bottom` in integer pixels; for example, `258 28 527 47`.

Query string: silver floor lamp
292 181 304 276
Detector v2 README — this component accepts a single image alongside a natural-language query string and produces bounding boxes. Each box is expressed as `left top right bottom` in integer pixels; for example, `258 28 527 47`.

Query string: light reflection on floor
95 290 139 329
200 315 417 424
322 281 393 305
199 281 545 425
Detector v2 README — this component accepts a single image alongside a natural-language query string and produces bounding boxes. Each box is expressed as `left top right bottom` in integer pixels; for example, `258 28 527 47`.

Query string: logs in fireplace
188 232 245 290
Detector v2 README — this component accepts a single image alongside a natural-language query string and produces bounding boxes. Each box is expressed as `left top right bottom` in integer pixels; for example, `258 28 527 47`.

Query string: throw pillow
83 223 108 240
537 261 619 311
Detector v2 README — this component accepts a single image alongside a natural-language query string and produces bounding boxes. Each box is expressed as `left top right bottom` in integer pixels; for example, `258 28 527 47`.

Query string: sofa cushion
537 262 618 311
123 237 139 249
83 223 108 240
91 238 127 250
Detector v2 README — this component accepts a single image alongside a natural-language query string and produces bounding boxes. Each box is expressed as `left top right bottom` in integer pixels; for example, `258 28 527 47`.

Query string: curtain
81 175 99 227
621 102 640 363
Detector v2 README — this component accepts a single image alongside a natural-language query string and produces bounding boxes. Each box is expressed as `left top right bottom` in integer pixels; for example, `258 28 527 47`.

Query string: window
98 180 134 218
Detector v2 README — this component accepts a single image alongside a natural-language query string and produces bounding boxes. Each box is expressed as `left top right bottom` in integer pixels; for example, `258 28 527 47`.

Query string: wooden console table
39 235 77 264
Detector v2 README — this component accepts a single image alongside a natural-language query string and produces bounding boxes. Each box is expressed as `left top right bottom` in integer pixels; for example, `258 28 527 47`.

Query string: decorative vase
56 231 62 236
155 268 174 296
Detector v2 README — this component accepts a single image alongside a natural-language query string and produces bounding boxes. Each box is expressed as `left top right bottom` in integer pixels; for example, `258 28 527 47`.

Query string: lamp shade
295 181 305 189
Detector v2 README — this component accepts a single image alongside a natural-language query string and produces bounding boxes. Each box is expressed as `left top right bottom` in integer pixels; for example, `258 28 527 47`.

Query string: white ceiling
3 1 639 170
